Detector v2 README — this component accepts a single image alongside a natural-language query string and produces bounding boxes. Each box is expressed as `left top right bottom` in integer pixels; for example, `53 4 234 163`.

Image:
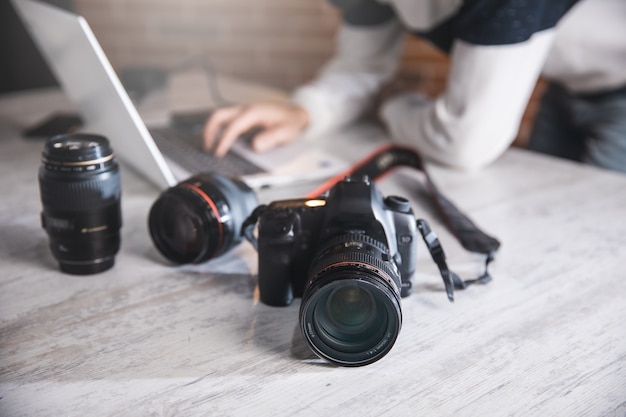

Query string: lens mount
299 233 403 366
58 256 116 275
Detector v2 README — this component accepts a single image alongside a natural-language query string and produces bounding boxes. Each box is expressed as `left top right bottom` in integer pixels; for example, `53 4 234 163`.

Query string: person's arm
293 17 406 140
380 0 582 170
204 2 405 156
381 30 556 170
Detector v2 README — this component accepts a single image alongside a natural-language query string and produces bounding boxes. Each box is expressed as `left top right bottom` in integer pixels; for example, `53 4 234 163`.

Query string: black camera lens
327 286 375 330
148 173 258 264
300 233 402 366
38 133 122 275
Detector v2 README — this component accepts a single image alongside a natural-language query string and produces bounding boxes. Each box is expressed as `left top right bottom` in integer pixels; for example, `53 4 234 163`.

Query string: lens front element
328 285 376 330
312 282 392 355
149 195 208 263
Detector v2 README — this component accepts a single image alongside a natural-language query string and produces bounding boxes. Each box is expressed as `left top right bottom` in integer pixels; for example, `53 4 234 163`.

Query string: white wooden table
0 87 625 417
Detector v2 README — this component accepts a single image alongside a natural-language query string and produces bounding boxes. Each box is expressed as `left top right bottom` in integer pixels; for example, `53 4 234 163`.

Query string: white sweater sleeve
292 19 406 140
381 29 556 170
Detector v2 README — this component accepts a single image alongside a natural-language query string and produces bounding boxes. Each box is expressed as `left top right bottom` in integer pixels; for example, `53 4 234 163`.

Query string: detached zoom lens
39 133 122 275
148 173 258 264
300 233 402 366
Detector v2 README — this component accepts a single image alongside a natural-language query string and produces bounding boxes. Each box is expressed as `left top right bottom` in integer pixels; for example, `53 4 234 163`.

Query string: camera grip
257 212 298 306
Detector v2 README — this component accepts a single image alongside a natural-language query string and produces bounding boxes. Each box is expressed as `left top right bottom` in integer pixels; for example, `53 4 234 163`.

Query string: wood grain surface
1 90 625 417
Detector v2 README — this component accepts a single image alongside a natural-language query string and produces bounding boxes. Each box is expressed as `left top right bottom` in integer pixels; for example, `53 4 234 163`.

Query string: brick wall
75 0 537 145
75 0 340 89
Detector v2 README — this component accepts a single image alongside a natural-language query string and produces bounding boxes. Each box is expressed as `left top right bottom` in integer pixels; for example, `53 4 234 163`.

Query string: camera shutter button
272 210 296 237
276 222 293 235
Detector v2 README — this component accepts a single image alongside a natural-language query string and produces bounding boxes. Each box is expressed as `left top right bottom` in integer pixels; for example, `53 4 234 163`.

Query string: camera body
257 176 418 307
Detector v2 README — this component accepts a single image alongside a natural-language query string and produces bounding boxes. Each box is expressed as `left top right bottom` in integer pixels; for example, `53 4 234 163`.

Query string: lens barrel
299 233 402 366
39 133 122 275
148 173 258 264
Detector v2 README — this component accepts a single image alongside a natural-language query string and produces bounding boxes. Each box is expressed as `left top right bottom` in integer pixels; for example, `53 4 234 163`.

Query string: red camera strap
306 144 500 299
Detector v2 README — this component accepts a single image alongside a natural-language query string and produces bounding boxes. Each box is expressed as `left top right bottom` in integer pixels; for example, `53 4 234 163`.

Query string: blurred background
2 0 542 145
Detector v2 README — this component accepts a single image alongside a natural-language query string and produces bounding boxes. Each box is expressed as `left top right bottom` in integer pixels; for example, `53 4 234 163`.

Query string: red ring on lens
180 183 224 253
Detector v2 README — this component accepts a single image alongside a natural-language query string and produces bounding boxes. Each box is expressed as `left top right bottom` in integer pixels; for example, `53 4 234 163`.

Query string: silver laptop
12 0 347 190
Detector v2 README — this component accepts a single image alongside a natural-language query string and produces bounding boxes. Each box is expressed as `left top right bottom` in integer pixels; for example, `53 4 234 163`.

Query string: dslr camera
256 176 418 366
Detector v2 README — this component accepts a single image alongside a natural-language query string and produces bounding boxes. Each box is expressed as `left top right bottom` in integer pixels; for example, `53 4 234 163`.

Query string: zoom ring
309 233 401 293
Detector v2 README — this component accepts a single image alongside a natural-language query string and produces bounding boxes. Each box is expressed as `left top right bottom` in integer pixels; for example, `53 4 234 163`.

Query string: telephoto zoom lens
148 173 258 264
38 133 122 275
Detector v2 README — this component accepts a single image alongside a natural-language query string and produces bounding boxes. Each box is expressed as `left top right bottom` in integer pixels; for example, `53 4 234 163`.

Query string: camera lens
328 286 375 330
313 283 389 353
38 133 122 275
300 233 402 366
148 173 258 264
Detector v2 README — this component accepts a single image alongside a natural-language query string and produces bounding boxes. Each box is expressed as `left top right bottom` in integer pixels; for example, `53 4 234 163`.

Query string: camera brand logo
81 225 109 233
376 153 397 171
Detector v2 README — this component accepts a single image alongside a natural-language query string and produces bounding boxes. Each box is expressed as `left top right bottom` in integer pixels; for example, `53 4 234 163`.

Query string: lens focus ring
308 233 401 293
39 170 121 210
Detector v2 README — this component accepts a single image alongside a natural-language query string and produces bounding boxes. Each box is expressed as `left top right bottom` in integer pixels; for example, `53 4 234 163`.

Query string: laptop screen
12 0 177 189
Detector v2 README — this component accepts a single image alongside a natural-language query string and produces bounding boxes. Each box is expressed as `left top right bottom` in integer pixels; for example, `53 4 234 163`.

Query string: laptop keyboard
149 127 264 178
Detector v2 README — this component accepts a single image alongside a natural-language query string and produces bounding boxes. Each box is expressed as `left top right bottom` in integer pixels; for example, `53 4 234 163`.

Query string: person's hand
203 102 310 157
